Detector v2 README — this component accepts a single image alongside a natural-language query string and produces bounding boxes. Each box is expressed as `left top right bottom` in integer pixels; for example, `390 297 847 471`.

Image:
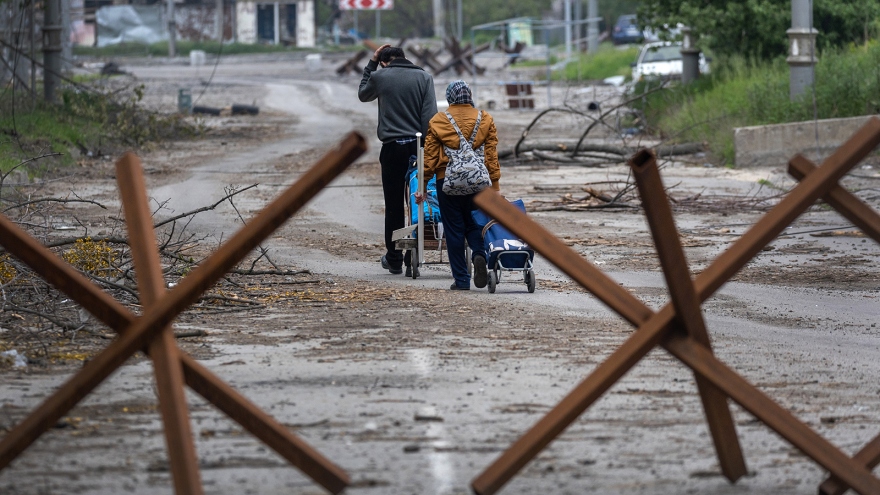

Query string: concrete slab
734 115 878 167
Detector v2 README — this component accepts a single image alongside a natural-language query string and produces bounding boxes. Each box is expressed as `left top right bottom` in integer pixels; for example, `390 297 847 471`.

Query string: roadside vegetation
0 81 198 173
73 40 323 58
548 31 880 166
0 101 98 173
629 40 880 165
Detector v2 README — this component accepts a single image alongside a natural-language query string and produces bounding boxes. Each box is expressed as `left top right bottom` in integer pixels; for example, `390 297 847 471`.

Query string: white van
631 41 710 81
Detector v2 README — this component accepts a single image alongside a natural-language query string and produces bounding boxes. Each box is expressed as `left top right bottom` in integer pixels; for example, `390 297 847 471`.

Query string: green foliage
638 0 880 61
73 40 305 58
556 44 639 81
631 41 880 166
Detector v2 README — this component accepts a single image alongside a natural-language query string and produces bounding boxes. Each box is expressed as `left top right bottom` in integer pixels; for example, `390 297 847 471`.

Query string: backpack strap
445 111 466 142
445 110 483 146
469 111 482 144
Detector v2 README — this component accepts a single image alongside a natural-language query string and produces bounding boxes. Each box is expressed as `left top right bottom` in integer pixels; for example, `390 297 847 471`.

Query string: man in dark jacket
358 44 438 275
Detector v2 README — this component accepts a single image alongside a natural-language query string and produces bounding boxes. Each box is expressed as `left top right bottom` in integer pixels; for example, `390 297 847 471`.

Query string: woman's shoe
472 255 488 288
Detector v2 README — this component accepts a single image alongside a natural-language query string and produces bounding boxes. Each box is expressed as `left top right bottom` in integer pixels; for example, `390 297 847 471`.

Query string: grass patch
0 101 101 173
557 44 639 82
73 40 357 58
515 55 558 68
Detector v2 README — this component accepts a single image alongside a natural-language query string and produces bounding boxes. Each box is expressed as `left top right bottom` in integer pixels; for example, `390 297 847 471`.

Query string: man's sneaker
472 255 488 288
405 265 412 278
450 283 470 290
381 255 403 275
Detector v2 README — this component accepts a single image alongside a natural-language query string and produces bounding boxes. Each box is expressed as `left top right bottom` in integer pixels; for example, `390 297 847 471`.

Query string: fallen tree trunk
530 151 618 167
499 141 705 160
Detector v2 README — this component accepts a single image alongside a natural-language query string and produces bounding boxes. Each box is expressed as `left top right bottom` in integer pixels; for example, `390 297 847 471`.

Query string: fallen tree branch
199 294 264 306
228 269 311 276
174 329 208 338
153 183 258 228
224 184 281 272
513 108 581 157
99 329 209 339
1 303 87 332
501 140 705 160
570 83 670 158
528 202 638 211
3 198 107 213
531 151 619 167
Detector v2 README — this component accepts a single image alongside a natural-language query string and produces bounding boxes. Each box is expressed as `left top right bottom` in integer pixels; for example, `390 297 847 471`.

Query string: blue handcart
472 199 536 293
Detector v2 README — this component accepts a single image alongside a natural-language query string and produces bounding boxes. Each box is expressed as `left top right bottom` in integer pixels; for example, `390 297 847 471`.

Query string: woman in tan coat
418 80 501 290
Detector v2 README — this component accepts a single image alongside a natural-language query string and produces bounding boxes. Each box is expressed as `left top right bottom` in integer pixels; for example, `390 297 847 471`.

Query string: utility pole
61 0 71 70
587 0 598 53
167 0 177 57
563 0 572 60
2 0 33 98
43 0 62 102
30 0 37 105
432 0 444 39
274 2 280 44
680 26 700 84
456 0 462 41
215 0 223 41
788 0 817 99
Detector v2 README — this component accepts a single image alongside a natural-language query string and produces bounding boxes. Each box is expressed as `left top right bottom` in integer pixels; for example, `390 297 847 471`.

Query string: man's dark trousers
380 140 417 269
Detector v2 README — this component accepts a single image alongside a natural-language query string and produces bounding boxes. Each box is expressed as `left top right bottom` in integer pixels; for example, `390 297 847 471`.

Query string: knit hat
446 80 474 106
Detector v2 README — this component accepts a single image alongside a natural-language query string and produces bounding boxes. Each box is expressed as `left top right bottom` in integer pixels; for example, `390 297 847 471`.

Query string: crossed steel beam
470 117 880 495
0 132 367 494
2 121 878 494
786 156 880 494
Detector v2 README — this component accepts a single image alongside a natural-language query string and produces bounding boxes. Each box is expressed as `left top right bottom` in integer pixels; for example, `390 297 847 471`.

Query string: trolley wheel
526 270 536 293
412 265 420 279
487 271 497 294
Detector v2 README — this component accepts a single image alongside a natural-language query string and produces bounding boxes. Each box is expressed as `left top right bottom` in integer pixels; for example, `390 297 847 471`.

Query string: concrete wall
734 115 878 167
236 1 257 43
235 0 313 46
296 0 314 48
176 5 232 42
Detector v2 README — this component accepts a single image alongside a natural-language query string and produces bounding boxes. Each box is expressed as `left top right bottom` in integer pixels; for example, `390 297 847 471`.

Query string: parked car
630 41 710 81
611 14 643 45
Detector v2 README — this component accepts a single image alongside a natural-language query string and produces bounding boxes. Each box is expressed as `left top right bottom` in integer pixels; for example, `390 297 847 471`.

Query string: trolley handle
416 132 425 267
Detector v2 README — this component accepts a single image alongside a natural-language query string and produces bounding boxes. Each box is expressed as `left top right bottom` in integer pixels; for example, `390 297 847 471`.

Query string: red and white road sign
339 0 393 10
